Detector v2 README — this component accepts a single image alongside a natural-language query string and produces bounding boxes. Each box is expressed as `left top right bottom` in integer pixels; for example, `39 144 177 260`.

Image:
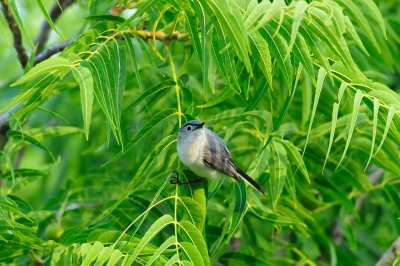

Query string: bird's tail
234 166 264 195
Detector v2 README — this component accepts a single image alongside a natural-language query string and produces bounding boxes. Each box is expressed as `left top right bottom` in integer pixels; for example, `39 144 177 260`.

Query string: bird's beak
195 122 205 130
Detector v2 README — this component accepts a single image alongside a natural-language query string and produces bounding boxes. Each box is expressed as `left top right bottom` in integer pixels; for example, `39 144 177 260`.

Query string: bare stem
0 0 28 67
376 237 400 266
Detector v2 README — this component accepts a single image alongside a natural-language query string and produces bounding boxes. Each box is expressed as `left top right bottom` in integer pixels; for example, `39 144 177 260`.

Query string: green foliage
0 0 399 265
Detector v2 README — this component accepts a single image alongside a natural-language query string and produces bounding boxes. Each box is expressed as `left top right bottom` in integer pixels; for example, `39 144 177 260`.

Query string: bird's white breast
177 129 220 179
177 131 205 167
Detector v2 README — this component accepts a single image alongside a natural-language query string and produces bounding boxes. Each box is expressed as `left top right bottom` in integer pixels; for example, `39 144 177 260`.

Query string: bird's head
178 120 205 141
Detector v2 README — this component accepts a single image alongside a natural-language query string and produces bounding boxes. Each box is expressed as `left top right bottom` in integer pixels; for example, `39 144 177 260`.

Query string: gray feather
203 129 238 179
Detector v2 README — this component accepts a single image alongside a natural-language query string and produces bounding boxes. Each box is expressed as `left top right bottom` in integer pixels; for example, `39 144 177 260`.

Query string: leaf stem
166 46 182 127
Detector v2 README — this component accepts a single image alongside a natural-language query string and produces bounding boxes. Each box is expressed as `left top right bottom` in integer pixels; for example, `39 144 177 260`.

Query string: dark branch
1 0 28 67
376 237 400 266
35 0 75 53
34 40 72 65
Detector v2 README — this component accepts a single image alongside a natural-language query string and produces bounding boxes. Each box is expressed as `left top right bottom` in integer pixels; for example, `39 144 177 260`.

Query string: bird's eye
187 125 192 131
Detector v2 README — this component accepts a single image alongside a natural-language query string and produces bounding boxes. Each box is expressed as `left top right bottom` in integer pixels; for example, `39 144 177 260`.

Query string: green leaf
81 241 104 266
365 98 380 169
35 0 65 38
85 40 126 146
123 80 175 111
259 25 293 89
72 66 94 140
246 0 286 31
11 57 72 86
95 247 116 265
125 215 174 264
0 168 47 180
246 77 269 111
86 15 125 24
280 139 310 183
123 33 143 92
344 16 368 55
202 0 251 72
93 135 176 223
249 32 273 87
145 236 176 266
269 139 288 210
306 8 355 69
323 103 339 170
373 106 396 157
110 108 176 162
179 197 205 231
303 67 326 154
179 221 210 266
165 254 180 266
197 89 234 109
23 126 82 141
130 177 171 239
8 0 33 47
7 130 54 162
179 241 204 266
219 252 266 265
356 0 387 38
336 90 364 168
287 1 308 58
226 179 247 243
334 0 381 51
186 1 208 91
105 249 123 266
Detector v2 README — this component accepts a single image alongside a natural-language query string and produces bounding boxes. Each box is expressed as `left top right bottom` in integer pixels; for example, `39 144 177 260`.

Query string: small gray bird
177 120 264 194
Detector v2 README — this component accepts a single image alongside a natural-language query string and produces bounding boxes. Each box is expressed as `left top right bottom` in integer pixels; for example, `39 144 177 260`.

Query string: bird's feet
170 169 181 185
170 170 205 185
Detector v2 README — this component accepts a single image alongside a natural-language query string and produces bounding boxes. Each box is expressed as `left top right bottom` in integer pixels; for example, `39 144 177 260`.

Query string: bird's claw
170 170 180 185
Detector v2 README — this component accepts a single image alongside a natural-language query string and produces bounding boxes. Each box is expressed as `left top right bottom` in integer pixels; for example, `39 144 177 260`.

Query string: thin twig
0 0 28 67
34 40 72 65
376 237 400 266
35 0 75 53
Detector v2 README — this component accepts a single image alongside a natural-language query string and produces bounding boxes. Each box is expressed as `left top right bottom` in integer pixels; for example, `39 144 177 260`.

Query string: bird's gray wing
203 129 238 179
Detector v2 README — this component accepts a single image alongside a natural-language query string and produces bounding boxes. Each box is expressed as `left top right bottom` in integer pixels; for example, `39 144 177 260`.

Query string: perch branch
0 0 28 67
35 0 75 53
134 30 189 44
376 237 400 266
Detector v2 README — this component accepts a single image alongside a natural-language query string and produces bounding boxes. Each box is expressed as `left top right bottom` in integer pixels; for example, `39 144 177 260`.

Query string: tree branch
35 0 75 53
0 0 28 67
376 237 400 266
34 40 72 65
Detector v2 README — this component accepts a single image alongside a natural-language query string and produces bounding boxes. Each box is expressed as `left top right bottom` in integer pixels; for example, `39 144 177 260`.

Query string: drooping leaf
365 98 380 169
34 0 65 38
179 221 210 266
269 139 288 210
72 66 94 140
124 215 174 264
373 106 396 157
145 236 176 266
336 90 364 168
280 139 310 183
303 67 326 154
6 130 54 162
